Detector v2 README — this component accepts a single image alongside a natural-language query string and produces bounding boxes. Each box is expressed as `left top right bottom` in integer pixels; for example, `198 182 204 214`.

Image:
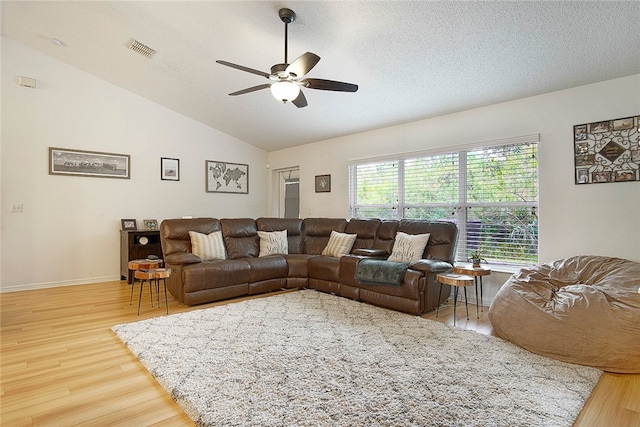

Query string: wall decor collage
573 115 639 184
49 148 252 196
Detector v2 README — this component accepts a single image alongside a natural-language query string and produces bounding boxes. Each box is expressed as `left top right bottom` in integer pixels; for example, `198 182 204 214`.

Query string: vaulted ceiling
3 1 639 151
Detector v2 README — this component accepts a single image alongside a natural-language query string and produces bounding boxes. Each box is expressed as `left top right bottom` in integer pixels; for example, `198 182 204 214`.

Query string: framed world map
206 160 249 194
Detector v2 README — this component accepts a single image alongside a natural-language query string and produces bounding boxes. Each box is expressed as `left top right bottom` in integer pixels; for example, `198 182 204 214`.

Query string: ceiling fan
216 8 358 108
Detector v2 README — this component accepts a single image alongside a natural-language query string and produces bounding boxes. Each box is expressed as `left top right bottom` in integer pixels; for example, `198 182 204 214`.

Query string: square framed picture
121 219 137 230
161 157 180 181
573 115 639 184
143 219 159 230
315 174 331 192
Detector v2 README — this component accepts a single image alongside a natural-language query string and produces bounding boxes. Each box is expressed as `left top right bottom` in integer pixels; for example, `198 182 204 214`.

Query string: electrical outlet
10 203 23 213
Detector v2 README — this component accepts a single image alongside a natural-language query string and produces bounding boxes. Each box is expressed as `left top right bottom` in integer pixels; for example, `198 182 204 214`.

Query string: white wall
1 38 268 291
3 36 638 295
268 75 640 265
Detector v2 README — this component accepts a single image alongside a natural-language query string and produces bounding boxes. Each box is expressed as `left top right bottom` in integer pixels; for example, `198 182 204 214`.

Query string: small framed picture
143 219 159 230
574 125 587 141
161 157 180 181
575 154 595 166
576 168 589 184
589 120 611 134
615 170 636 182
121 219 137 230
575 142 589 155
315 174 331 193
592 171 611 183
612 117 634 131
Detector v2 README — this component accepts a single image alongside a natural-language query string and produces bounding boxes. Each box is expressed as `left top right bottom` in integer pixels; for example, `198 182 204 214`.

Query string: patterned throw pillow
387 232 430 263
188 230 226 261
257 230 288 257
322 231 357 258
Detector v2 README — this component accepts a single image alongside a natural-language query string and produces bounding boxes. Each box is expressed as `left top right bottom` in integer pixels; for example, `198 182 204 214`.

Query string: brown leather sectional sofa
159 217 458 315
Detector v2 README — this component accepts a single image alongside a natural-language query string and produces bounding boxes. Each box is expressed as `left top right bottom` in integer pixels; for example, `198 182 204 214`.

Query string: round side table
153 268 171 315
436 273 475 326
453 264 491 312
132 267 171 315
133 269 157 315
128 258 163 305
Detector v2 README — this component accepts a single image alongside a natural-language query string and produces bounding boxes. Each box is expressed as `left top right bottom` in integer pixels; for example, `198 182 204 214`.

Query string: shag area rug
112 290 601 427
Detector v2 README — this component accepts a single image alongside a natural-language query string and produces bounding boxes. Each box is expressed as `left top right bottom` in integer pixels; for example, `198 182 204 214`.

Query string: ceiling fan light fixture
217 8 357 108
270 81 300 103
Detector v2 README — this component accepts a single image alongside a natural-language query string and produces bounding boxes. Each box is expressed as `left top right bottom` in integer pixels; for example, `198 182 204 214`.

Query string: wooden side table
128 259 163 306
436 273 476 326
133 269 157 315
132 267 171 315
453 264 491 312
153 268 171 315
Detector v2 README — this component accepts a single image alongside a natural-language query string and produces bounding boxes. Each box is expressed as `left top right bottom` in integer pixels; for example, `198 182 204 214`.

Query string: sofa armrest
165 252 202 265
352 248 388 258
408 259 453 274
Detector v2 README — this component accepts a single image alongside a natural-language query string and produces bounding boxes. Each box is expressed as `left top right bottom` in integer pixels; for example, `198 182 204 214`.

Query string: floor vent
128 39 156 58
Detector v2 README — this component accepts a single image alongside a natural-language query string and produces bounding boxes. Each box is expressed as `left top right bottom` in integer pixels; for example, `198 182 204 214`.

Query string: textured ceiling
2 1 639 152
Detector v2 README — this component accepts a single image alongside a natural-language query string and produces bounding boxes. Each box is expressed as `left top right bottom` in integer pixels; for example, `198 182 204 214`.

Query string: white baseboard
0 275 121 293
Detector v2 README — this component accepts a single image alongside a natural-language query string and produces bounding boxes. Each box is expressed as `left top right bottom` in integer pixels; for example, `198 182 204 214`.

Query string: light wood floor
1 281 638 426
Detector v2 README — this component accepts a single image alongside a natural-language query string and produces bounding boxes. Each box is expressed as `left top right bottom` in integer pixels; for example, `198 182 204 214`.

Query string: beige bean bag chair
489 255 640 373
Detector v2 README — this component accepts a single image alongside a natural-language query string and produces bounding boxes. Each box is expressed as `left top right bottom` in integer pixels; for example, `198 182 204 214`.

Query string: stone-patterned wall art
573 115 639 184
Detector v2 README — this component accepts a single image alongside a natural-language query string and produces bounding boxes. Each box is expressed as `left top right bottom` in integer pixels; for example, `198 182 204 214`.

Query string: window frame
349 134 539 267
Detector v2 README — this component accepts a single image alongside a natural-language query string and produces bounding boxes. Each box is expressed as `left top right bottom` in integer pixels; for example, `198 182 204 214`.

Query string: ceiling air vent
128 39 156 58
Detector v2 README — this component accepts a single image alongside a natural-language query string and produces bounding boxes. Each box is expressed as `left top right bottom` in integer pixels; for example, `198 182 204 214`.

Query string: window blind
351 160 399 219
464 142 538 264
403 153 459 221
349 135 539 266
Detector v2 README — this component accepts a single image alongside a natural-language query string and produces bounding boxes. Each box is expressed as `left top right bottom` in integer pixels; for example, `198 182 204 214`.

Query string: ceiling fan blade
292 90 308 108
286 52 321 78
302 78 358 92
216 60 270 78
228 84 271 96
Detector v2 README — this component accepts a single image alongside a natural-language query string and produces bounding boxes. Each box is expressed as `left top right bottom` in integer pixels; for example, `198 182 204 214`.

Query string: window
349 135 539 266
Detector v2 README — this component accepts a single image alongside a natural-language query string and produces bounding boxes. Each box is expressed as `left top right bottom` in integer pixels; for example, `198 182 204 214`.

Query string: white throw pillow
189 230 226 261
387 232 430 263
257 230 288 257
322 231 357 258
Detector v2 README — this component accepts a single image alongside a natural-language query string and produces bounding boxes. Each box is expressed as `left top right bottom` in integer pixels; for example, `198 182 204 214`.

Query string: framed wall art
143 219 159 230
315 174 331 192
161 157 180 181
121 219 137 230
573 115 639 184
49 147 130 179
206 160 249 194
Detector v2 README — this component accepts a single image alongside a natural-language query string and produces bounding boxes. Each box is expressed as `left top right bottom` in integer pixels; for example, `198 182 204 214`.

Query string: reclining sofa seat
160 217 458 315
